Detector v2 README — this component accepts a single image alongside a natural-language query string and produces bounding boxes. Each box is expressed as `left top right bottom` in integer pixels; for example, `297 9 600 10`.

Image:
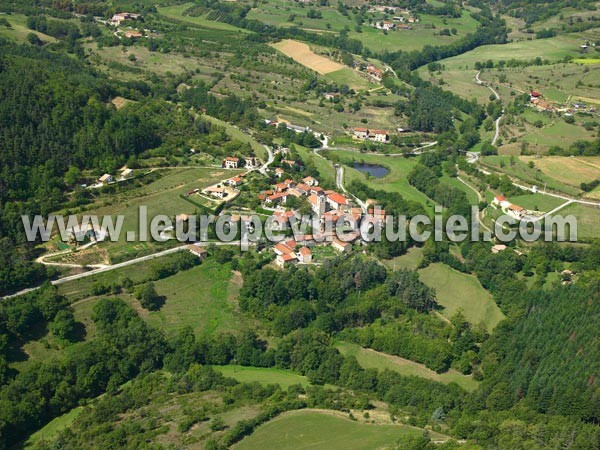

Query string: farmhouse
507 204 525 219
124 30 143 39
332 238 352 254
222 157 240 169
353 128 390 143
98 173 113 185
274 168 284 178
298 246 312 263
110 12 142 26
375 21 396 30
353 127 369 139
120 168 133 179
366 65 384 81
324 92 340 100
225 176 242 187
188 245 207 260
369 129 389 143
492 195 511 209
204 186 227 199
276 252 298 268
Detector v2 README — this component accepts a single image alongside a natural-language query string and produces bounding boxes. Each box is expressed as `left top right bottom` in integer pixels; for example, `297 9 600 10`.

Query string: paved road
2 241 253 300
456 175 493 233
476 71 503 146
258 145 274 175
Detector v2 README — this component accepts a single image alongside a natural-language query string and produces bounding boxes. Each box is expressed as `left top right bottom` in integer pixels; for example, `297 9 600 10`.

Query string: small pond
353 162 389 178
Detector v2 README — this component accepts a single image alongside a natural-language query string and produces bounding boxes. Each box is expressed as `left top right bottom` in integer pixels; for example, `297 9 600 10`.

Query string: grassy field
507 192 568 212
560 203 600 240
0 13 58 44
24 407 84 448
381 246 424 271
144 260 245 338
296 145 336 186
234 410 444 450
520 156 600 191
431 33 590 70
214 366 312 388
324 150 435 211
247 0 478 53
158 3 249 32
418 263 505 332
336 342 479 392
481 155 582 196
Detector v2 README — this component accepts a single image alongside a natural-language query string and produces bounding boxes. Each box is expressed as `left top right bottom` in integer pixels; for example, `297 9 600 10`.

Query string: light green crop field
337 342 479 392
323 150 435 211
234 410 445 450
144 260 246 338
418 263 505 332
214 366 312 388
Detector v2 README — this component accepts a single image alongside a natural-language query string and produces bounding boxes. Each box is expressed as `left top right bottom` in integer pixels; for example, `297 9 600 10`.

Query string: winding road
476 71 504 146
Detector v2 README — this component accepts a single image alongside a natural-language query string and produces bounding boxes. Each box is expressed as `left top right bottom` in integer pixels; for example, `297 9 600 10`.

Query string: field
337 342 479 392
270 40 369 90
519 156 600 192
214 366 312 389
157 3 249 32
559 203 600 240
430 32 593 71
144 260 246 338
271 39 345 75
481 155 583 196
418 263 505 332
381 246 424 271
0 13 58 44
234 410 445 450
323 150 435 210
247 0 479 53
506 192 567 212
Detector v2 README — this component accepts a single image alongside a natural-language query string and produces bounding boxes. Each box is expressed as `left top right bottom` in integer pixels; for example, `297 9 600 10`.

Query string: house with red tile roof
222 157 239 169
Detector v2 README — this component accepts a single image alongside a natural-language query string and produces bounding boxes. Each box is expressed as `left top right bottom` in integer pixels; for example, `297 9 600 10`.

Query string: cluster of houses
529 91 597 115
529 91 555 113
492 195 527 220
256 175 386 267
221 156 260 170
96 167 134 186
352 127 390 143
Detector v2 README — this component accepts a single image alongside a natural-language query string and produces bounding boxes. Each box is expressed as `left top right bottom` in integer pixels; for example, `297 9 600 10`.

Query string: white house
222 157 239 169
353 127 369 139
369 129 389 143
